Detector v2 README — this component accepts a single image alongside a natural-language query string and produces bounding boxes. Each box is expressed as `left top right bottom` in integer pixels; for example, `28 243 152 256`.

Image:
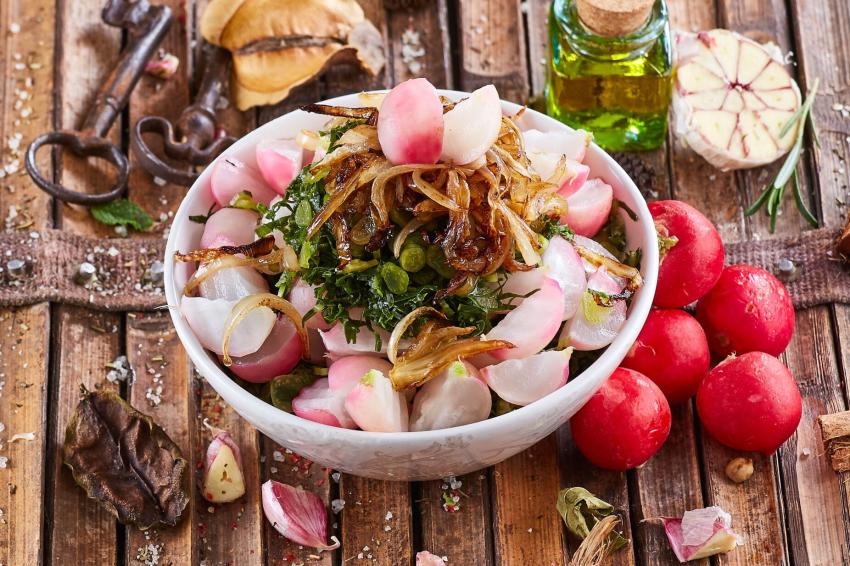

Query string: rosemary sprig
745 78 820 232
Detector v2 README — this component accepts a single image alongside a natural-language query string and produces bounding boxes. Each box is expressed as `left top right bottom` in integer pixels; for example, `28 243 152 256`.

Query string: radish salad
176 78 644 433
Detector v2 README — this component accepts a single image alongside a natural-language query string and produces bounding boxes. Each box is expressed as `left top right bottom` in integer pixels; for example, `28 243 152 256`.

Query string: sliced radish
409 361 492 431
500 268 545 304
210 155 278 207
181 296 275 357
481 349 572 406
328 356 393 392
440 84 503 165
561 179 614 237
292 378 354 428
485 276 565 360
255 139 303 195
542 236 587 320
198 265 268 300
377 78 443 165
228 316 303 383
200 207 259 249
318 322 389 362
344 369 409 432
289 279 332 331
522 128 591 163
560 267 627 351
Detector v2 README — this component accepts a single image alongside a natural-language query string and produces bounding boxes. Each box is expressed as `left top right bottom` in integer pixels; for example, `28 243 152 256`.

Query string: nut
725 457 754 483
74 262 97 286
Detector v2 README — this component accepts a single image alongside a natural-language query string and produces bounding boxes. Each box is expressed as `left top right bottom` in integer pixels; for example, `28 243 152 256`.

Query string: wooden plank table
1 0 849 564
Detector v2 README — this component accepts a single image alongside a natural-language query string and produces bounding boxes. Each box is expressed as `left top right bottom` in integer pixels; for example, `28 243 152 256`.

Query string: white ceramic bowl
165 90 658 481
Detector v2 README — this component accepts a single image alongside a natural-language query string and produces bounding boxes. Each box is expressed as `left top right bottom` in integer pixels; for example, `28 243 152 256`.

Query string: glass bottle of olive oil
546 0 673 151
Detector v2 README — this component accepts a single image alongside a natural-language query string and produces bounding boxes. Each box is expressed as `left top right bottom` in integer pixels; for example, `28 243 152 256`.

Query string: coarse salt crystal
9 23 21 34
331 498 345 513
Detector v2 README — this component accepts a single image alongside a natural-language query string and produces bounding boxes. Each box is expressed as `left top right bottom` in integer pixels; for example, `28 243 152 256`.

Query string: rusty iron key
131 42 236 186
25 0 172 206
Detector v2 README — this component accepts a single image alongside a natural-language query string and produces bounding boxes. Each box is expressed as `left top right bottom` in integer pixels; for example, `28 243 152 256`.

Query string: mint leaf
91 199 154 231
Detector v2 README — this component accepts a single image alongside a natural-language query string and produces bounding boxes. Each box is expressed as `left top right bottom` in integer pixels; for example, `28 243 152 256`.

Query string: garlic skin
663 506 740 562
202 431 246 503
261 480 340 551
672 29 801 171
416 551 447 565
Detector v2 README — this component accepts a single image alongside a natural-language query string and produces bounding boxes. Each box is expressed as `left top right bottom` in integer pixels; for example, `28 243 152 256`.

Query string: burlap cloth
0 227 847 311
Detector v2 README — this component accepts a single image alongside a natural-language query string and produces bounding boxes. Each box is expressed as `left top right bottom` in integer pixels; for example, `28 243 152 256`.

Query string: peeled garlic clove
344 369 408 432
202 430 245 503
262 480 340 551
663 506 740 561
673 29 801 171
409 361 492 431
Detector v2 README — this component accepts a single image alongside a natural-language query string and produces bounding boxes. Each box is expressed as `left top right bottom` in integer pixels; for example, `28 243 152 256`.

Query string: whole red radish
696 352 801 454
570 367 672 470
622 309 710 404
695 264 794 357
648 200 725 308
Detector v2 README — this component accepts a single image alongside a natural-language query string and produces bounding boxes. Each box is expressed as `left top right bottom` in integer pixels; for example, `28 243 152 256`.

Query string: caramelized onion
175 236 275 263
392 215 434 258
387 306 444 364
221 293 308 366
574 245 644 292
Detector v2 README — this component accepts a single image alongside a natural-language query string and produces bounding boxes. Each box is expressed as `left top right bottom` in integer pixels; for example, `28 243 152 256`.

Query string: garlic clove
663 506 740 562
262 480 340 551
202 430 246 503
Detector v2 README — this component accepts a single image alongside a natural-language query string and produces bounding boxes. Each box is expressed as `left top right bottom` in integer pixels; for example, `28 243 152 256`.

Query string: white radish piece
328 355 393 393
440 84 503 165
318 322 389 362
485 276 565 360
500 267 545 305
198 265 268 300
561 179 614 237
377 78 444 165
228 316 303 383
210 155 278 207
200 207 260 249
542 236 587 320
181 296 275 357
255 139 303 195
522 128 591 163
481 348 573 406
559 267 627 351
673 29 801 171
344 369 409 432
289 279 332 331
526 152 590 198
292 378 355 428
409 361 492 431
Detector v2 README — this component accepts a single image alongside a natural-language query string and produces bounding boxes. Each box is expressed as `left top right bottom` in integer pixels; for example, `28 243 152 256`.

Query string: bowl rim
165 88 659 443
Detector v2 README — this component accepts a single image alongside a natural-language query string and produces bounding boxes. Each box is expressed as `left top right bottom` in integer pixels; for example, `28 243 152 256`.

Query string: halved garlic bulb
673 29 801 171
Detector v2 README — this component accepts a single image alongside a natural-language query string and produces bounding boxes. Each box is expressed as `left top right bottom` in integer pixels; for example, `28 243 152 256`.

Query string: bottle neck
553 0 668 62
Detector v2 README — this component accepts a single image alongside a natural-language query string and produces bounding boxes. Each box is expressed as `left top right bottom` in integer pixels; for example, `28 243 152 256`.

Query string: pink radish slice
200 208 260 249
560 267 627 351
561 179 614 237
440 84 503 165
311 145 327 164
572 235 627 287
344 369 409 432
481 349 572 406
500 268 545 305
377 78 444 165
328 356 393 392
522 128 591 163
485 276 565 360
318 323 389 362
525 150 590 198
292 378 355 428
180 296 275 357
409 361 492 431
228 316 303 383
198 266 268 301
542 236 587 320
255 139 303 195
289 279 332 331
210 156 278 207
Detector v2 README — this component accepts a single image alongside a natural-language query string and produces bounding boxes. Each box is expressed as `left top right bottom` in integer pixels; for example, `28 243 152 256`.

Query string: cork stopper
575 0 655 37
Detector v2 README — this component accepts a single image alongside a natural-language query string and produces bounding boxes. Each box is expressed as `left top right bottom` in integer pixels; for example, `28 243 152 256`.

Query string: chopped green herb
189 203 217 224
91 199 154 231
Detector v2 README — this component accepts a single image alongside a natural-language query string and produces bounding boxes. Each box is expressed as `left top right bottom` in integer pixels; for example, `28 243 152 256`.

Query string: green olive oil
546 0 673 151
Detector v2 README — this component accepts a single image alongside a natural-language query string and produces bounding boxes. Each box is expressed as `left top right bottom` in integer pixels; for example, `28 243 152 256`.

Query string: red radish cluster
573 199 802 470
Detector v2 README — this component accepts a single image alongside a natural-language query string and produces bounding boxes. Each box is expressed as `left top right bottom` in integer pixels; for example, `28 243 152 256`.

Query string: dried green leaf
90 199 154 231
63 386 189 530
557 487 627 551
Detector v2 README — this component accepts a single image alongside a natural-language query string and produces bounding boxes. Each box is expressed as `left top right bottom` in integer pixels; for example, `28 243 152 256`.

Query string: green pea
399 245 426 273
411 267 438 285
390 208 412 227
342 259 379 273
425 245 456 279
350 243 366 258
380 263 410 294
452 275 478 297
294 200 312 227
